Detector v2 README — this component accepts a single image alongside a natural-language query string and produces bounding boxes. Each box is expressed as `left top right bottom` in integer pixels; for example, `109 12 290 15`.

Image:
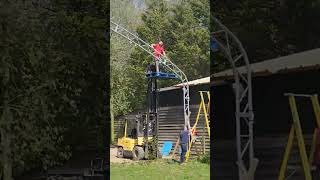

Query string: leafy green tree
110 0 144 142
0 0 107 178
0 2 71 178
135 0 210 81
167 0 210 79
46 0 108 152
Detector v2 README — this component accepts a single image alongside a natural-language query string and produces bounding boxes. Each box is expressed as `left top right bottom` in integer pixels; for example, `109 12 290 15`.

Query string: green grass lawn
110 159 210 180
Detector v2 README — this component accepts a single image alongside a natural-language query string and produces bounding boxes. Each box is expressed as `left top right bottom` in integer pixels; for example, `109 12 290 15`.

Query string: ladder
110 19 191 130
185 91 210 161
278 93 320 180
169 91 210 161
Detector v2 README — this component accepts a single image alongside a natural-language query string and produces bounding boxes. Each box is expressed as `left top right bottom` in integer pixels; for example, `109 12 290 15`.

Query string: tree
0 2 71 178
0 0 108 178
166 0 210 79
212 0 320 64
135 0 210 81
110 0 144 142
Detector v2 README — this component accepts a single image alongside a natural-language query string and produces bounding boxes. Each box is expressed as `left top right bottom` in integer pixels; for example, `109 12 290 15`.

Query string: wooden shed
212 48 320 179
114 77 211 159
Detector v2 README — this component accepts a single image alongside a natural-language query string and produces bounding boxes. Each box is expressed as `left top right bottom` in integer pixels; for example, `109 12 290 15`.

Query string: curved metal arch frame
212 17 259 180
110 20 191 130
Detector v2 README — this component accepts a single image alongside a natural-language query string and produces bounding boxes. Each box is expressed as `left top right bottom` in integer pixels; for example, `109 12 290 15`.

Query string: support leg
278 126 295 180
288 96 312 180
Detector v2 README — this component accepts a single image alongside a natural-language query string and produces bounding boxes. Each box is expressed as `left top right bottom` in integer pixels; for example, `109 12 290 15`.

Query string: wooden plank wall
158 105 210 158
114 104 210 159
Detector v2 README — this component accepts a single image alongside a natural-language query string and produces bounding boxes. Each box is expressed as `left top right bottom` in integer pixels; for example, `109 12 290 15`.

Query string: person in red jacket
151 41 166 73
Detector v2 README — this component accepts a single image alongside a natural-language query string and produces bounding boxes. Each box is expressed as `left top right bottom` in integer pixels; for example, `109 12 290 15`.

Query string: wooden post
172 137 180 159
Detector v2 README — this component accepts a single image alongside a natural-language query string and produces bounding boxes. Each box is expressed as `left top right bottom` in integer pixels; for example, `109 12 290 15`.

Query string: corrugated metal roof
160 48 320 91
212 48 320 80
159 77 210 92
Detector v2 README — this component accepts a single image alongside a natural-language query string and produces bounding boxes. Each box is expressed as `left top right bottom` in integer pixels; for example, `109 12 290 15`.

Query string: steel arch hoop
110 20 191 129
212 17 258 180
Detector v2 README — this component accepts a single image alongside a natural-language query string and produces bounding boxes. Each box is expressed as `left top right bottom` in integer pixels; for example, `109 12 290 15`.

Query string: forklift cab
117 112 156 159
126 116 143 139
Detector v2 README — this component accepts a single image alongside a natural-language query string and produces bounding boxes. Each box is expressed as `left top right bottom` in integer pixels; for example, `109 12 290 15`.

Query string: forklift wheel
117 147 124 158
132 146 144 161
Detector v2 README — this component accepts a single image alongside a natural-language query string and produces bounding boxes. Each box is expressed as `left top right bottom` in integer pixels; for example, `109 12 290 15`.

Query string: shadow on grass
166 159 180 164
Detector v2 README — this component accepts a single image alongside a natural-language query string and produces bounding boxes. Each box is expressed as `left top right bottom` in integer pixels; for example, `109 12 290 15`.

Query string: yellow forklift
117 113 161 161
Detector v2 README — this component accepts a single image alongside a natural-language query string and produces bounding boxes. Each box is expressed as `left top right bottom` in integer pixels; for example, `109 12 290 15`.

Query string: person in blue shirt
179 128 191 164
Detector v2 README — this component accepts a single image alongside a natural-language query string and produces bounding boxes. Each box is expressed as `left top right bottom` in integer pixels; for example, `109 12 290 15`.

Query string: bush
196 153 210 164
